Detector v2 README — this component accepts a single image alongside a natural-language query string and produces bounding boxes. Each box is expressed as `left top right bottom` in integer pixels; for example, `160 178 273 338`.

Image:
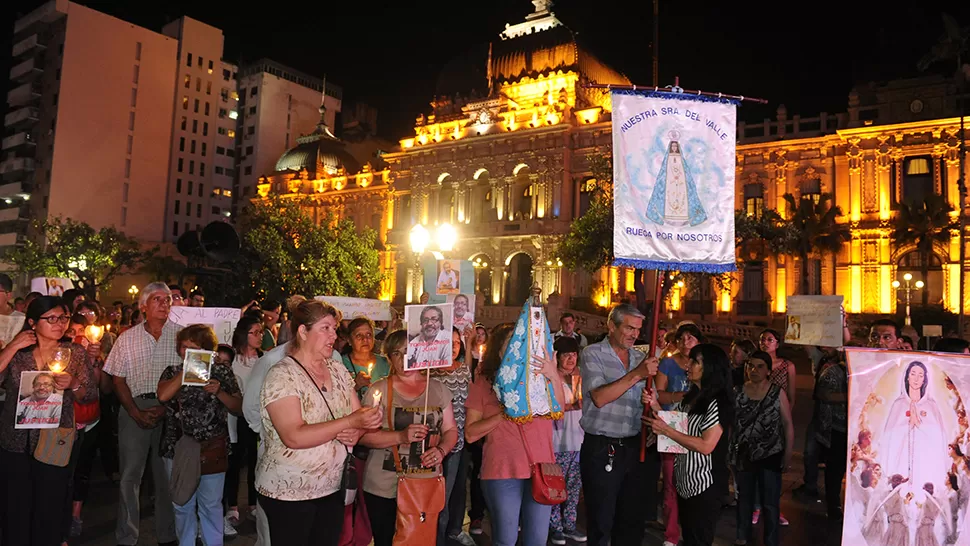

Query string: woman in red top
465 323 564 546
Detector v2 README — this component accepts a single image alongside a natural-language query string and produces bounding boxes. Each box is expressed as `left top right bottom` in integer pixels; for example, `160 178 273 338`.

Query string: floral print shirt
256 356 355 501
159 362 239 459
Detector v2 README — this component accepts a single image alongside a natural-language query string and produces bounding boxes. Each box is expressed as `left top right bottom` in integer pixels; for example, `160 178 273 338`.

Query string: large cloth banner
168 306 240 345
611 90 738 272
844 349 970 546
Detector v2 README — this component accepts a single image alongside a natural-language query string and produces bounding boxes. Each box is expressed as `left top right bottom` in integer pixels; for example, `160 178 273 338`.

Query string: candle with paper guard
49 347 71 373
372 388 382 408
84 324 104 344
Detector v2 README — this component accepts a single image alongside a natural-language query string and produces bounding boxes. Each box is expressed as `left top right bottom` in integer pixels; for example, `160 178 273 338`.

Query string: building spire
308 73 337 140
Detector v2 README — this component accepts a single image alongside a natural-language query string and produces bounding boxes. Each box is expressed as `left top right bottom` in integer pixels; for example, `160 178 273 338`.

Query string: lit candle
367 362 374 376
372 389 382 408
84 324 104 344
49 346 71 374
49 362 64 374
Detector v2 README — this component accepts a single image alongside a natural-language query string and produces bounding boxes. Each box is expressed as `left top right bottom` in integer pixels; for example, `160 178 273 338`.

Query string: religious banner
492 300 563 423
168 306 240 345
314 296 392 321
844 349 970 546
403 303 453 371
611 90 738 272
784 295 844 347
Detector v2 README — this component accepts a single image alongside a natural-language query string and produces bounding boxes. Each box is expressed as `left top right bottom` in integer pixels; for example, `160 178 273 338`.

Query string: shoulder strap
387 375 405 474
291 356 350 455
517 422 535 467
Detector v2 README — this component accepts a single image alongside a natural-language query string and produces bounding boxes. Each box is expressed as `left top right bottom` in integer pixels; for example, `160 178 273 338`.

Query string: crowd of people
3 273 968 546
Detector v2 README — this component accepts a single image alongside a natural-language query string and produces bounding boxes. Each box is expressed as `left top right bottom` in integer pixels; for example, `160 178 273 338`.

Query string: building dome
274 128 361 176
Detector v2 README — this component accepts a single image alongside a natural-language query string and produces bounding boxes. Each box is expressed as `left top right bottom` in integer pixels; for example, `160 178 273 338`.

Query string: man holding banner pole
579 303 659 546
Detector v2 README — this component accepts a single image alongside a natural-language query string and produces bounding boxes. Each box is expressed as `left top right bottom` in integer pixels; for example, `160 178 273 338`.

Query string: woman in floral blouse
258 300 383 546
157 324 241 546
0 296 97 546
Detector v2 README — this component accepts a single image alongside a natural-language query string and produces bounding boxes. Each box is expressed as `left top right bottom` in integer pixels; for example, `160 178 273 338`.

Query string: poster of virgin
844 349 970 546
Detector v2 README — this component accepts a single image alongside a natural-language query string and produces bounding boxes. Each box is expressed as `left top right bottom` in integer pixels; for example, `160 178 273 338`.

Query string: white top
256 356 355 501
228 352 259 442
242 342 290 435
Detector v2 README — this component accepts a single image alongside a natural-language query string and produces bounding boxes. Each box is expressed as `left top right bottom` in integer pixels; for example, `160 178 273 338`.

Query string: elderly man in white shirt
102 282 181 546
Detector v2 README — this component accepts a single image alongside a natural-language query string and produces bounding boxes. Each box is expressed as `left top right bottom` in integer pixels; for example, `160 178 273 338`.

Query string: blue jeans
437 448 463 545
481 478 552 546
163 458 226 546
736 466 782 546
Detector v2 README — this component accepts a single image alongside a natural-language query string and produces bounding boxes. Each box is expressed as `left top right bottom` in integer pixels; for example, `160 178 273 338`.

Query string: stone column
492 265 507 305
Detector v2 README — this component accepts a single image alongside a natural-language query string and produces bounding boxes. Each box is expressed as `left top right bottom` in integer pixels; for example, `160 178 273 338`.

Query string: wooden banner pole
640 271 664 462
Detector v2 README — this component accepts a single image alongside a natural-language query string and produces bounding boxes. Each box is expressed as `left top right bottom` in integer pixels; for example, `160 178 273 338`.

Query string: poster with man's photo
381 404 442 474
182 349 214 386
843 349 970 546
446 294 475 333
435 260 461 295
404 304 453 371
16 371 63 429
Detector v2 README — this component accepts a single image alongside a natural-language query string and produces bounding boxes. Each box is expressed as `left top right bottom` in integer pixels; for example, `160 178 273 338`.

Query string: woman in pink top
465 323 564 546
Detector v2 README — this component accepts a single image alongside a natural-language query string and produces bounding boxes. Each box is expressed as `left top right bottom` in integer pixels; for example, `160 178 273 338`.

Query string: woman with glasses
342 317 390 398
728 351 793 546
654 323 706 546
224 316 265 534
0 296 97 546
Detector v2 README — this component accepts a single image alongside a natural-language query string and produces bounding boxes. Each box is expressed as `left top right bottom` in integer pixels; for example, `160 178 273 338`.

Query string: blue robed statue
645 132 707 227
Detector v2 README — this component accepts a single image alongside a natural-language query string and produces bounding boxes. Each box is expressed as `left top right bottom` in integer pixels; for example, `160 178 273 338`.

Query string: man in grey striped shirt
579 303 660 546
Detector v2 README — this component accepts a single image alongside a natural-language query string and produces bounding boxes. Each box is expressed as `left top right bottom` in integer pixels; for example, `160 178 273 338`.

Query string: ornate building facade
730 75 970 320
383 0 631 307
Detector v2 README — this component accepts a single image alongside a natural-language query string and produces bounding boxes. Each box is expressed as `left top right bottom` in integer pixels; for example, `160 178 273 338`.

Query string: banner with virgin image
844 349 970 546
611 90 738 273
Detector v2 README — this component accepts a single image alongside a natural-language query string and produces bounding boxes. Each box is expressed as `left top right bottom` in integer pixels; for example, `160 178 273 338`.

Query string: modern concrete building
232 59 341 216
2 0 178 257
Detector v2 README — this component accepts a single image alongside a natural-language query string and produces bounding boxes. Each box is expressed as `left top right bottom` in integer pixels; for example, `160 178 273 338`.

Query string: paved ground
71 368 845 546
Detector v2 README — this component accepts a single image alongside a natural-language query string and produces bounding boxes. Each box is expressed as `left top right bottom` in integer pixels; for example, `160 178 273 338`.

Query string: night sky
2 0 970 141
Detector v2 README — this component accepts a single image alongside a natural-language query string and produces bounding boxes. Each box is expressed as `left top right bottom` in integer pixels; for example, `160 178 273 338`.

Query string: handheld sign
784 295 844 347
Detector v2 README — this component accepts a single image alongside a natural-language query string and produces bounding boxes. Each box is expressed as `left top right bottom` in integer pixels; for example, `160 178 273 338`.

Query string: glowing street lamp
128 284 139 303
892 274 925 326
435 223 457 252
409 224 429 256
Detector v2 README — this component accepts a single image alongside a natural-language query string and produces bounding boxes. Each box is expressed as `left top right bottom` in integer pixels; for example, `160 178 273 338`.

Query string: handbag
74 399 100 427
35 413 76 467
518 426 566 505
200 433 229 475
387 375 445 546
293 357 358 505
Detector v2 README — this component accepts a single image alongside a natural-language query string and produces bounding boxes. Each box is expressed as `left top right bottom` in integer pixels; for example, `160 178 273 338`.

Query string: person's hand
86 342 102 360
336 428 363 447
203 379 221 395
401 423 429 444
532 352 558 382
909 401 922 428
641 389 662 412
132 408 161 429
421 446 445 468
52 372 74 390
354 372 372 391
635 356 660 380
351 406 383 430
643 414 672 436
783 452 792 473
7 331 36 352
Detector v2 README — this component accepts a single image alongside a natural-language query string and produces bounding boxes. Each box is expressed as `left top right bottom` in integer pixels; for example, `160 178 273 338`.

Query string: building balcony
11 34 46 59
0 207 27 223
0 183 25 198
0 158 35 179
4 107 39 129
2 132 35 151
14 1 66 35
6 82 42 107
10 58 43 83
0 232 22 247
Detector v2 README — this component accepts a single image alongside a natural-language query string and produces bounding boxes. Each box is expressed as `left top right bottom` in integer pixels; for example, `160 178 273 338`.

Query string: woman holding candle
0 296 97 546
342 317 391 398
360 329 459 546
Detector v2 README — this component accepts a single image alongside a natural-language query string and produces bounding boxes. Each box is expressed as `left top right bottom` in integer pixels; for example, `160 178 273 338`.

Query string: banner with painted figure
611 90 738 273
844 349 970 546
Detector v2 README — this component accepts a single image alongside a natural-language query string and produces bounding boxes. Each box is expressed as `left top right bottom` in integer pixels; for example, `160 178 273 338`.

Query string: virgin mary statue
881 361 948 492
646 132 707 227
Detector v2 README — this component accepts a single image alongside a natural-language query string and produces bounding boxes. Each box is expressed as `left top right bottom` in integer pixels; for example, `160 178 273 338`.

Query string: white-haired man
103 282 180 546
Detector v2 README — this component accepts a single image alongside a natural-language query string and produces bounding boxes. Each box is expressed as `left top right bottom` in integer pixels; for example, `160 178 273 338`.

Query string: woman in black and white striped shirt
644 344 735 546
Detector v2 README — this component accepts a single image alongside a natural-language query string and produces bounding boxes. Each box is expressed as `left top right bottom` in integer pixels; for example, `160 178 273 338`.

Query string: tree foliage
229 196 383 303
776 193 851 295
4 217 157 297
557 152 615 271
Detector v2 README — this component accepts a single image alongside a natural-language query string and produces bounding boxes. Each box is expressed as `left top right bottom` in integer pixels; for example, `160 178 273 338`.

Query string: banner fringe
612 258 737 273
612 88 741 106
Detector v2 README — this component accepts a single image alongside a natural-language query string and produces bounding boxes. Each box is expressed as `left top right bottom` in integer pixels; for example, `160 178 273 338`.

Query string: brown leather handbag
387 376 445 546
200 433 229 475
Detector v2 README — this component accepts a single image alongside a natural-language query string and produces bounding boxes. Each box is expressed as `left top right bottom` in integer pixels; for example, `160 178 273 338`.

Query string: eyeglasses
37 315 71 325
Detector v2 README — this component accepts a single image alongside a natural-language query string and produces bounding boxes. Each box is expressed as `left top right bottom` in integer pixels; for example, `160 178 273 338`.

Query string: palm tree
891 194 957 306
779 193 852 296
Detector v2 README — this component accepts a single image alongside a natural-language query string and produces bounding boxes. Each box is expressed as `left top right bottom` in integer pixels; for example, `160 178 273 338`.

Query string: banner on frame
611 90 738 273
843 349 970 546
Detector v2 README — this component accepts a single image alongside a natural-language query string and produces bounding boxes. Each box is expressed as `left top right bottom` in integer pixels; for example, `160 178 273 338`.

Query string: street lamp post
892 273 925 326
128 284 139 303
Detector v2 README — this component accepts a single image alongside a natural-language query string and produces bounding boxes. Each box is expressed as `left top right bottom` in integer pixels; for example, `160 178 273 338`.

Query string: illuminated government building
259 0 970 325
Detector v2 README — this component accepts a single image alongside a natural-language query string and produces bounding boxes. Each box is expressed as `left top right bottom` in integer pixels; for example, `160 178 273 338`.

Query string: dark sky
3 0 970 140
